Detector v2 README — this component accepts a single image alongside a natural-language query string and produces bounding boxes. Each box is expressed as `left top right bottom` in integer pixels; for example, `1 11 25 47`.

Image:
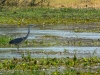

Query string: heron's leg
17 45 19 50
15 44 20 52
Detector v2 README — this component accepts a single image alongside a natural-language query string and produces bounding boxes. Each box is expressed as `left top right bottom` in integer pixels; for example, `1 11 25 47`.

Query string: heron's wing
9 37 24 44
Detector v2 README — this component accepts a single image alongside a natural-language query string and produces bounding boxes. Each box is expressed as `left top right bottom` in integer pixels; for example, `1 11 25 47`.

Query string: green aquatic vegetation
13 38 100 47
0 7 100 25
20 38 100 47
0 55 100 74
0 35 11 47
74 28 100 33
63 49 69 54
73 54 77 67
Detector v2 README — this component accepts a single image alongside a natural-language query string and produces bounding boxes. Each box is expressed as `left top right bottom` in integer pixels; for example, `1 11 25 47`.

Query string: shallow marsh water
0 23 100 58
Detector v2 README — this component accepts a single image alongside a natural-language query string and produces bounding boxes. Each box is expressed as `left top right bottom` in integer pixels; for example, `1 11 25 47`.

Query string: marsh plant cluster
0 52 100 75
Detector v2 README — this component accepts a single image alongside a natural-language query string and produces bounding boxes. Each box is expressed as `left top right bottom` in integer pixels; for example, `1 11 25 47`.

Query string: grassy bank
0 7 100 26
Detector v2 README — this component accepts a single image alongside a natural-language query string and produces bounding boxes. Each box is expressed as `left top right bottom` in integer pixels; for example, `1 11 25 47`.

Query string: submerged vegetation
0 7 100 26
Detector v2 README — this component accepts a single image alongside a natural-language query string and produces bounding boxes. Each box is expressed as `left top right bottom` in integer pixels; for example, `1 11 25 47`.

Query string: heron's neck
25 26 31 39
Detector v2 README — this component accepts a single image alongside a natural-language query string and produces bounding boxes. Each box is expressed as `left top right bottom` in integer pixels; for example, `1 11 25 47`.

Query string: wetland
0 23 100 74
0 7 100 74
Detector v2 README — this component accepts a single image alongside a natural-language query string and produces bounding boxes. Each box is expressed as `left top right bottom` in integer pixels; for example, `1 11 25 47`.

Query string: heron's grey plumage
9 24 33 50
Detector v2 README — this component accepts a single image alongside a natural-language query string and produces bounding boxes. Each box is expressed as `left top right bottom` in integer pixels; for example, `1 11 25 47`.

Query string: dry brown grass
3 0 100 8
50 0 100 8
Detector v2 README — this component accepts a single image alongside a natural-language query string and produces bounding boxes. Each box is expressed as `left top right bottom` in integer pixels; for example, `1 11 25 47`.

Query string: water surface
0 24 100 58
